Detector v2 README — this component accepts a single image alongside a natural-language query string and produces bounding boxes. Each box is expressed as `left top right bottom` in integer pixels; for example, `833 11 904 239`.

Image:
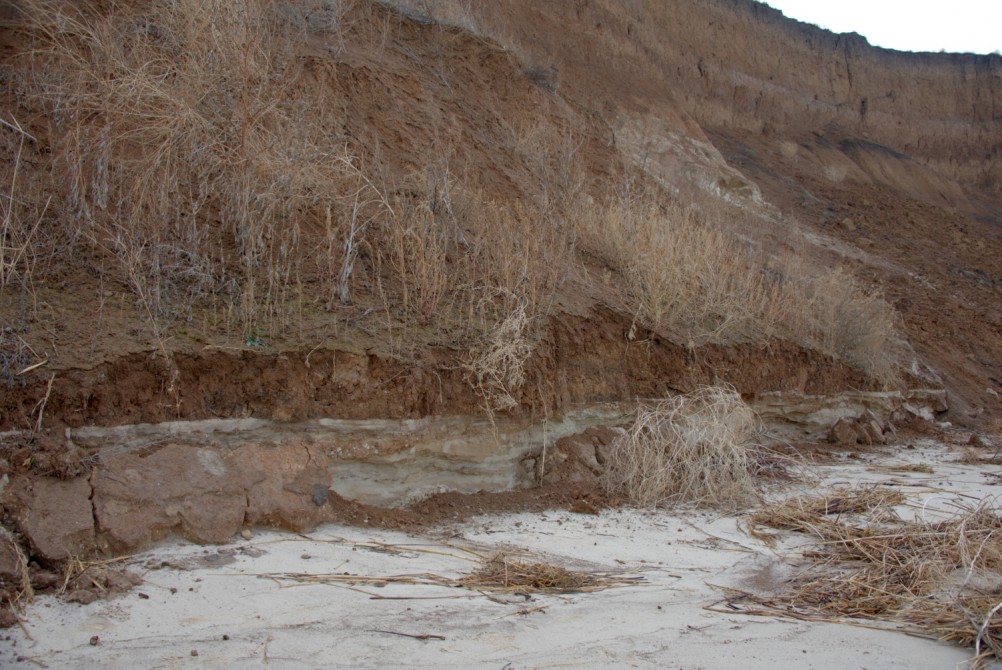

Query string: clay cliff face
658 0 1002 196
465 0 1001 205
0 0 1001 572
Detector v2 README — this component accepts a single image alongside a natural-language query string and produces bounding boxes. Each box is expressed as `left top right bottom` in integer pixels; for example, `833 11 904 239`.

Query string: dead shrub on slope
462 292 531 414
601 386 761 508
802 268 904 385
574 196 906 385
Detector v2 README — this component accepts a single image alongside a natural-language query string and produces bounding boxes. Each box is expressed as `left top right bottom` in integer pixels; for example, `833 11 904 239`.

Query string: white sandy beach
2 438 1000 670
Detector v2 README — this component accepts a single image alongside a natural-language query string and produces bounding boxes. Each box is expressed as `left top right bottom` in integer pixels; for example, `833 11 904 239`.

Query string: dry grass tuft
576 199 776 346
460 552 640 594
601 386 761 508
379 185 573 412
16 0 362 334
740 490 1002 661
462 295 532 413
574 196 906 385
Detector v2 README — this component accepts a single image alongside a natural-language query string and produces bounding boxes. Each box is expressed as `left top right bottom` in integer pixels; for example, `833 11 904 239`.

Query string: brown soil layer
1 307 874 434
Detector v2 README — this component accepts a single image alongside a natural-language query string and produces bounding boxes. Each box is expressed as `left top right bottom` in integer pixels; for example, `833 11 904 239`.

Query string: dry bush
601 386 761 508
743 491 1002 661
15 0 362 334
802 268 904 384
462 293 531 413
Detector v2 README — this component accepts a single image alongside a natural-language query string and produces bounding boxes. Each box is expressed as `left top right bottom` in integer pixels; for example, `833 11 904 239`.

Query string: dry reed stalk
259 572 457 589
601 386 760 508
383 197 454 326
743 490 1002 661
0 117 49 291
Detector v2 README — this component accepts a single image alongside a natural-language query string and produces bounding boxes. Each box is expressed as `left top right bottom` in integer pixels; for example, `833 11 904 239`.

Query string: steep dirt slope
452 0 1002 420
0 0 910 434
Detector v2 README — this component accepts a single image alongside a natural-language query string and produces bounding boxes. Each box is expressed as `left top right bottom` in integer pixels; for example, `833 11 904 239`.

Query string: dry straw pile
256 550 641 596
460 552 641 594
742 488 1002 663
601 386 761 508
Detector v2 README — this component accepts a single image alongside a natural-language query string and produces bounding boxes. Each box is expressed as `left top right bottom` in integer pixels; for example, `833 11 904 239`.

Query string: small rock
89 635 100 646
0 609 18 629
29 568 60 591
191 649 199 657
863 419 886 445
240 529 254 541
66 589 98 605
569 499 599 515
828 418 858 445
0 529 26 589
102 568 143 592
311 484 329 507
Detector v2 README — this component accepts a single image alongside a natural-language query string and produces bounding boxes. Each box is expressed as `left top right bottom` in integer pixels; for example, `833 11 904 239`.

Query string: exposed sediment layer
0 389 950 560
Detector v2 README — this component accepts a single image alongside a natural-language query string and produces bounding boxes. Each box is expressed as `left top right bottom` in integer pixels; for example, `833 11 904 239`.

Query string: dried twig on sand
256 551 643 598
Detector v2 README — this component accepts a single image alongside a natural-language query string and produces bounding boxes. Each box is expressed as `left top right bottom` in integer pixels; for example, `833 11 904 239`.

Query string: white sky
762 1 1002 55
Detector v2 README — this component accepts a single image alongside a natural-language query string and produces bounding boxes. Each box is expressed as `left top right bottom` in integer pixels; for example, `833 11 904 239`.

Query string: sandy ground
3 439 1001 669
